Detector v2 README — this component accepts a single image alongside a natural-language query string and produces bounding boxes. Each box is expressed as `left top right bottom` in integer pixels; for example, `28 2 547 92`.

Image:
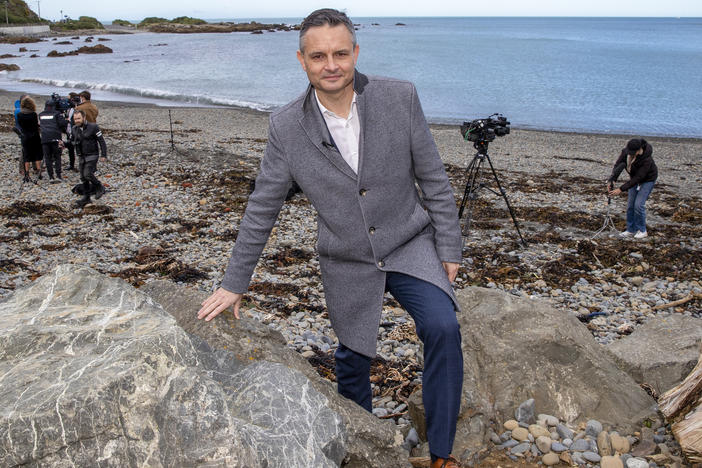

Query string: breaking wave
19 77 276 112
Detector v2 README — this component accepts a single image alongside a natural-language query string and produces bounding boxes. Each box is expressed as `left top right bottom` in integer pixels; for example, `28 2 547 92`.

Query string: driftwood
658 343 702 463
652 292 702 311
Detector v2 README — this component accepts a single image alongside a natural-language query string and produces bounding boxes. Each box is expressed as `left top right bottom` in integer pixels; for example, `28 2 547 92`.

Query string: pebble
510 442 531 455
601 455 624 468
583 451 602 463
511 427 529 442
557 424 575 440
570 438 591 452
542 452 560 466
626 457 648 468
586 419 603 438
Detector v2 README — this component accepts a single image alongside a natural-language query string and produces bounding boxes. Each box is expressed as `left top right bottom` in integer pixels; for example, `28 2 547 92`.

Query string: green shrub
111 19 133 27
3 0 46 24
138 17 169 27
51 16 104 31
170 16 207 25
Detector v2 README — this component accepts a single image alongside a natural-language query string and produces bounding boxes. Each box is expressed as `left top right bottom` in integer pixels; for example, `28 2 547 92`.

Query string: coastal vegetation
0 0 45 24
50 16 104 31
111 19 134 27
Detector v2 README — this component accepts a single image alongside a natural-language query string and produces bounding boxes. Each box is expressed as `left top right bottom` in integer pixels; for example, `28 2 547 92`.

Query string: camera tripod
591 195 618 239
458 140 527 247
166 109 183 155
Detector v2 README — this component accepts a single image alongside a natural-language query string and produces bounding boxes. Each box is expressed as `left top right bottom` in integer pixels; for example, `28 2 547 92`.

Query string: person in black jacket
39 100 68 182
608 138 658 239
71 109 107 208
16 96 44 182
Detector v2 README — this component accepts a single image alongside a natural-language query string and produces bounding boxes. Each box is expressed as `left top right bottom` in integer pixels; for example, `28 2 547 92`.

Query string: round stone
626 457 648 468
529 424 551 438
542 452 560 466
551 442 568 453
583 451 602 463
601 455 625 468
570 438 591 452
536 436 552 453
512 427 529 442
611 434 631 453
504 419 519 431
586 419 603 438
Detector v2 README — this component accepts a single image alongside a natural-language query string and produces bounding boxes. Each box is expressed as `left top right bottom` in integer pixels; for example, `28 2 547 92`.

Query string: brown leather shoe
430 456 461 468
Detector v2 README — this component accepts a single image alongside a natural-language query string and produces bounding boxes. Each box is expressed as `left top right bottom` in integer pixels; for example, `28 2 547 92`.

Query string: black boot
74 195 91 208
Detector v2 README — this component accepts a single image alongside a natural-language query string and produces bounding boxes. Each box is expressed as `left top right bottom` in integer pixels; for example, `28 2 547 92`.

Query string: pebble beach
1 91 701 466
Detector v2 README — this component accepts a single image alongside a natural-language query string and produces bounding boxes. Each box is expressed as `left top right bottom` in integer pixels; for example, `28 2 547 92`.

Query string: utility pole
5 1 9 25
36 0 40 20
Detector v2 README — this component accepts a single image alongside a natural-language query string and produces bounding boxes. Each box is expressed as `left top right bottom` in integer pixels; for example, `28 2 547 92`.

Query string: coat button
359 189 367 196
377 260 385 268
369 227 375 234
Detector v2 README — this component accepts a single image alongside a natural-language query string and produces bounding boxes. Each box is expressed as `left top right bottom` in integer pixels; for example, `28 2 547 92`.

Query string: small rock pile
491 399 685 468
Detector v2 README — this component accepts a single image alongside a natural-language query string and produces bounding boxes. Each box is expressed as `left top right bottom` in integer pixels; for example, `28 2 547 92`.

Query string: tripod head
472 140 491 156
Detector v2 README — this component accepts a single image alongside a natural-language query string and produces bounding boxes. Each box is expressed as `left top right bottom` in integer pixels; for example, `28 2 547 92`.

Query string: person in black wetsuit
71 109 107 208
38 100 68 182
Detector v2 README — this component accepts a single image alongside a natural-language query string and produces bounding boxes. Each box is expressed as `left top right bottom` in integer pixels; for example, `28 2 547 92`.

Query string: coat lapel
354 70 369 181
299 84 357 181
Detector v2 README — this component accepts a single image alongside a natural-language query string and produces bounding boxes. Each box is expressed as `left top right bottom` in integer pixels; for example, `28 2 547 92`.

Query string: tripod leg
484 154 528 247
460 155 485 235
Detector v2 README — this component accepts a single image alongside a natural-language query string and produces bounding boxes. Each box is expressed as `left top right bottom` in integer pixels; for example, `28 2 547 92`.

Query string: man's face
73 112 84 126
297 24 359 97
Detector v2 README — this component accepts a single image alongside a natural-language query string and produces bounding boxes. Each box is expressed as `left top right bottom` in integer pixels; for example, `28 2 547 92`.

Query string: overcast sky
30 0 702 22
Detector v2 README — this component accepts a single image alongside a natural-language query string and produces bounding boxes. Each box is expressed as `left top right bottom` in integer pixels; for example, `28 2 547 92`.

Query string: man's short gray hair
299 8 356 53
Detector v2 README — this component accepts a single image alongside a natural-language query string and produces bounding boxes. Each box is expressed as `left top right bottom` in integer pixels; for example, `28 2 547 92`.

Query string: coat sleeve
95 126 107 158
608 149 627 183
620 156 653 192
220 117 294 293
408 84 463 264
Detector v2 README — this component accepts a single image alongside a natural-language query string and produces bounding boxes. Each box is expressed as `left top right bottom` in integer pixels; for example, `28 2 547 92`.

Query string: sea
1 17 701 138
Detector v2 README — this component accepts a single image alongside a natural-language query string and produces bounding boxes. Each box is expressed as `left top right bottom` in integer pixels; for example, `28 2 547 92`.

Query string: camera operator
76 90 98 123
607 138 658 239
65 92 80 171
71 109 107 208
39 100 68 182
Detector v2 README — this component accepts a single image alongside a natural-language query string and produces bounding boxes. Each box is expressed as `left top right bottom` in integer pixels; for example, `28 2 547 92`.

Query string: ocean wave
18 77 276 112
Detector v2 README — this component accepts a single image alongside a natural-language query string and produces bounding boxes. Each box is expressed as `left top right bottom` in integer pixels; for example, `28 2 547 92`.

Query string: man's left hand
442 262 459 283
608 188 621 196
100 157 107 163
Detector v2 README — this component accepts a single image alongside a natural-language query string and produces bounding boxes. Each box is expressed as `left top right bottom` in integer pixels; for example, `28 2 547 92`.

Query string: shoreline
3 88 702 143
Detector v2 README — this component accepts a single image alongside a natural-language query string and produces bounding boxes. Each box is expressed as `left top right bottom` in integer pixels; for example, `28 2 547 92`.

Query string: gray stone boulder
607 314 702 395
141 279 409 468
410 286 657 462
0 265 405 467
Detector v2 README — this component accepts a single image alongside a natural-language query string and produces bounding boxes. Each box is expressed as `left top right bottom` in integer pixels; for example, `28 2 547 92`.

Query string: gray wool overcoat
221 70 463 357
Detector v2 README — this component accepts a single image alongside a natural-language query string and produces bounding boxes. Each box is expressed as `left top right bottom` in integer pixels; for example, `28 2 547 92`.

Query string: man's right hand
198 288 243 321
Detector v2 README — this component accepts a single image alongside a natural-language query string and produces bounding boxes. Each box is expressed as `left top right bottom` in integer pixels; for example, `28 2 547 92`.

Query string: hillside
1 0 45 24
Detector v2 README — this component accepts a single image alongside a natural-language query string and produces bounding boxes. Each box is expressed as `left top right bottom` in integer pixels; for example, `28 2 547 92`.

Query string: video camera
460 113 510 144
50 92 79 114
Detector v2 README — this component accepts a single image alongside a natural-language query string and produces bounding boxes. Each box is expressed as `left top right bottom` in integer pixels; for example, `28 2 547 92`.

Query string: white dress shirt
315 90 361 174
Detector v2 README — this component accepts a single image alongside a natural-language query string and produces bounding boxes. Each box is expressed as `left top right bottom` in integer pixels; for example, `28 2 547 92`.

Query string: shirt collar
314 90 357 119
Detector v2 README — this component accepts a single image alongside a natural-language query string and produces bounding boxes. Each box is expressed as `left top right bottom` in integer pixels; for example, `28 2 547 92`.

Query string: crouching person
71 110 107 208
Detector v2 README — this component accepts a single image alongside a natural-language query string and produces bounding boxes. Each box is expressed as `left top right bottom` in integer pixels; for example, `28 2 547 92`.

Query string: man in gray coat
198 9 464 468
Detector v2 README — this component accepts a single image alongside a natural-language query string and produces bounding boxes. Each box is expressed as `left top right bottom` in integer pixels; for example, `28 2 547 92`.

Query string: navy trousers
335 271 463 459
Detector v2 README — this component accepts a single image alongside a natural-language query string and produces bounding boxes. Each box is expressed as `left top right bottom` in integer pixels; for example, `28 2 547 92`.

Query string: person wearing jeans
608 138 658 239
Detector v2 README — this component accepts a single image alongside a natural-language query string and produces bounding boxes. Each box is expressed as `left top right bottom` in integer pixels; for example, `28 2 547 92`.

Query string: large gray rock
412 287 656 462
141 279 408 468
0 265 399 467
607 314 702 395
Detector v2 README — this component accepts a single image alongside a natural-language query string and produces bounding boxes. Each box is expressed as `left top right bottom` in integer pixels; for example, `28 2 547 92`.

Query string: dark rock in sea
71 36 80 39
30 54 39 58
76 44 113 54
47 49 78 57
0 63 20 71
0 54 19 58
251 30 263 34
18 47 27 52
98 37 111 41
396 22 406 26
54 41 73 45
84 37 93 42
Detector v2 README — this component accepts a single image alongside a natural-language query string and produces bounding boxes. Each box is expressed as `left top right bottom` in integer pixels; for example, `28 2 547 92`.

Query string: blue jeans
626 181 655 233
334 272 463 459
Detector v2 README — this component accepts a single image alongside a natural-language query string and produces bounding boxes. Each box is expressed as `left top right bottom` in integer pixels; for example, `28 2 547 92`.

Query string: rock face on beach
145 21 293 34
607 314 702 395
140 279 410 468
0 265 409 467
409 286 657 459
